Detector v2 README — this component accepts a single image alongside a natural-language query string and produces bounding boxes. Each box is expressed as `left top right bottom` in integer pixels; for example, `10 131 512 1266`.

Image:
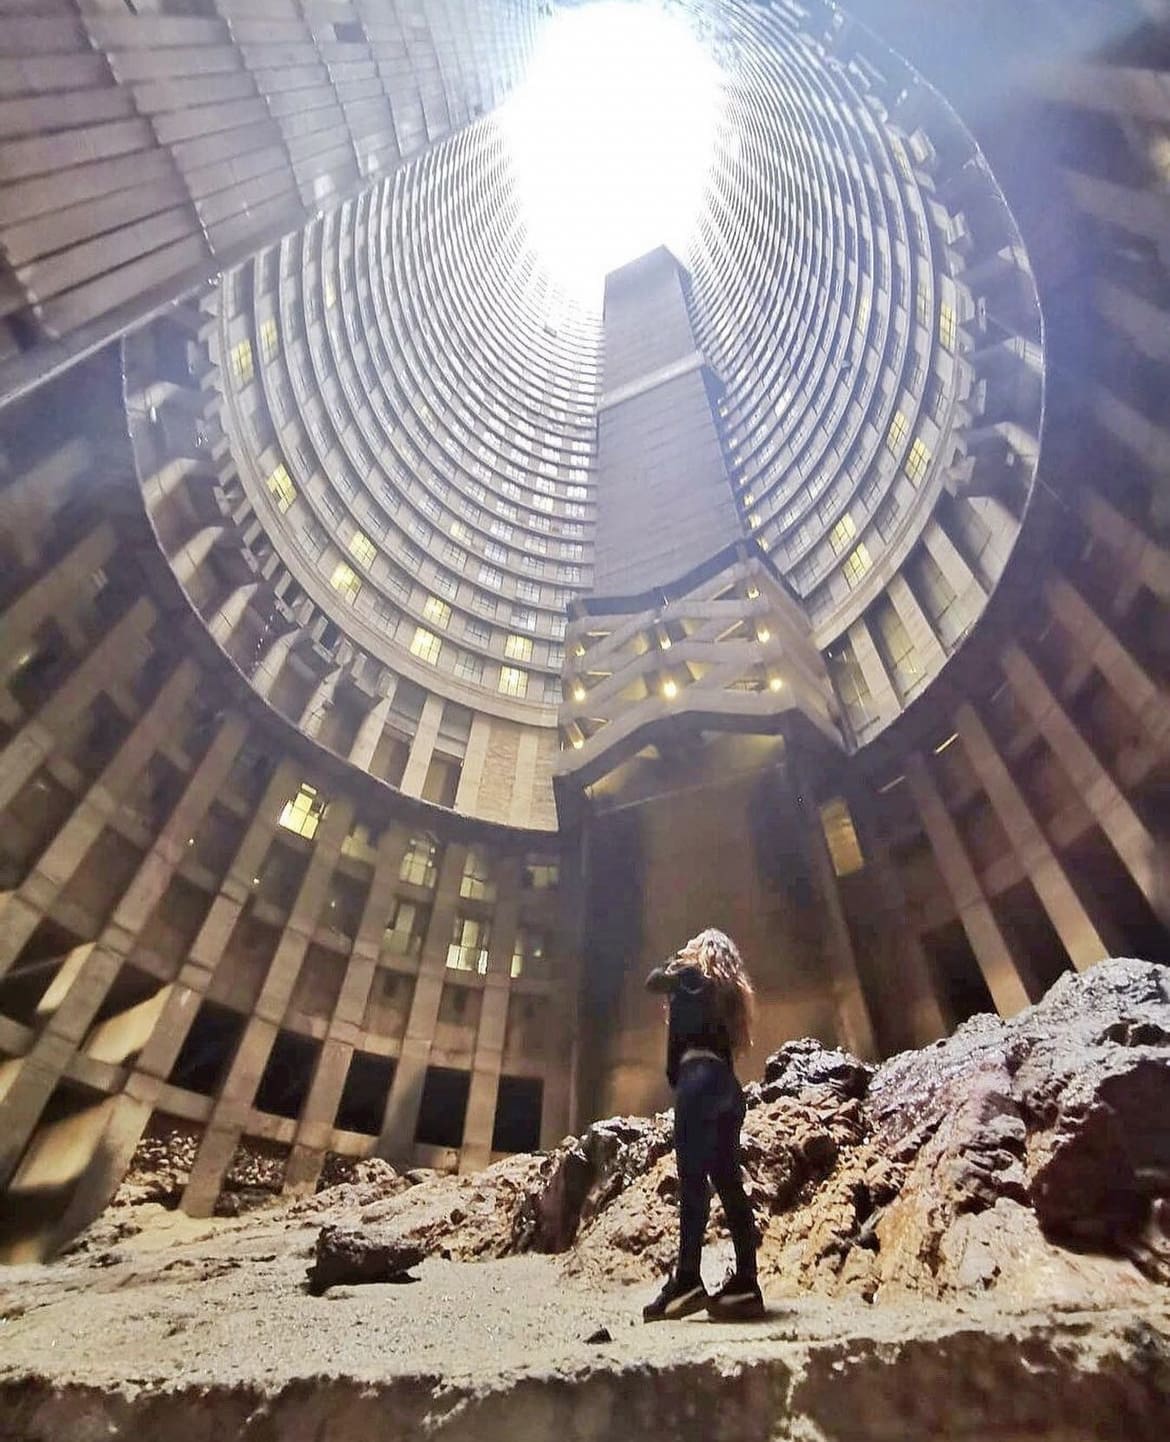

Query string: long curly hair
668 928 755 1054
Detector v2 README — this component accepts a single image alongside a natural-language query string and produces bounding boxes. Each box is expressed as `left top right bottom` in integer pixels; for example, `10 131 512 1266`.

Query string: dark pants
674 1056 756 1285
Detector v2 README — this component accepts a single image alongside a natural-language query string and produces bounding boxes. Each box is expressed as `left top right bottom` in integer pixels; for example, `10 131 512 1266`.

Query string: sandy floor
1 1206 1168 1440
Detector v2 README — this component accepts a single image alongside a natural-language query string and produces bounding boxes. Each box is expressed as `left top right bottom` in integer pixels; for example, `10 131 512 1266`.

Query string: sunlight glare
499 2 724 303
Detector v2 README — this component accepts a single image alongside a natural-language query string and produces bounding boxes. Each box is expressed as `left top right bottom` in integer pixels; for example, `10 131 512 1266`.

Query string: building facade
2 0 1170 1256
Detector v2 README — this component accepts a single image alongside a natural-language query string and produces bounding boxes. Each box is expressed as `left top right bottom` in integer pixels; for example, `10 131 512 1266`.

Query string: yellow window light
267 464 296 514
662 678 679 700
572 682 586 702
330 561 361 604
769 675 784 692
756 625 771 643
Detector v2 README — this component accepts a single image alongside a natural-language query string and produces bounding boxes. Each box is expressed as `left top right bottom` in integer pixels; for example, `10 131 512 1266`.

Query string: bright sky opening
499 1 725 303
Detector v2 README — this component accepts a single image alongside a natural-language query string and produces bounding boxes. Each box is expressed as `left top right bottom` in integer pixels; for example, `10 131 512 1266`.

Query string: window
349 530 376 568
843 543 873 588
820 798 865 877
498 665 528 698
460 846 495 901
447 914 491 973
886 411 908 454
504 634 533 662
259 317 279 362
523 859 559 891
453 651 484 683
267 464 296 513
279 782 325 839
433 570 458 599
510 927 546 979
423 595 452 629
383 898 428 958
410 626 442 665
400 834 441 889
229 338 253 383
330 561 361 605
465 617 491 646
939 301 958 351
905 438 932 485
478 564 504 589
828 513 856 555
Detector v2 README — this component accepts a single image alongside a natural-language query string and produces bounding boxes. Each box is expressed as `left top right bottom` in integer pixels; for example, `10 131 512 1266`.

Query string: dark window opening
491 1075 543 1154
920 917 995 1027
415 1066 470 1150
169 1002 246 1096
989 878 1073 1002
254 1030 319 1120
336 1052 396 1136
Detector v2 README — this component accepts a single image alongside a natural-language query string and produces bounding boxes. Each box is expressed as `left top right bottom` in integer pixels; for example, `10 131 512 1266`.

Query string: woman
642 928 764 1322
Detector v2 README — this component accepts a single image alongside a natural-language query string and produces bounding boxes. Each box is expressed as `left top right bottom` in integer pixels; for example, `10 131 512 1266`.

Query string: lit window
460 846 496 901
886 411 908 454
279 782 325 839
916 286 931 328
905 437 932 485
383 898 428 958
511 927 546 979
498 665 529 698
828 513 856 555
400 834 441 889
410 626 442 664
447 914 490 973
423 595 452 629
267 464 296 513
504 634 533 662
820 797 865 877
939 301 958 350
843 543 873 588
349 530 376 567
229 338 253 383
259 317 279 362
330 561 361 605
523 859 559 890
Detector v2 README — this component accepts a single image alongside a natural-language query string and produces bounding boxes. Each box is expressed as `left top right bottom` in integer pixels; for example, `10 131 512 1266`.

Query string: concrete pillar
509 730 541 828
1044 573 1170 748
454 712 493 814
903 751 1031 1016
0 659 201 977
785 755 879 1059
0 439 88 570
0 712 248 1189
300 667 341 738
398 693 444 798
847 616 901 723
251 629 296 700
0 597 156 811
1002 642 1170 926
923 519 986 605
283 824 411 1195
182 792 356 1215
460 857 522 1171
847 785 949 1048
376 841 468 1163
954 702 1110 970
1077 487 1170 602
348 690 395 772
170 524 224 586
0 521 117 657
887 573 948 672
207 582 259 646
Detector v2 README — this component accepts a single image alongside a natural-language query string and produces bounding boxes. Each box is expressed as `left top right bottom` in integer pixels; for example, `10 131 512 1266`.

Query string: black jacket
646 963 733 1088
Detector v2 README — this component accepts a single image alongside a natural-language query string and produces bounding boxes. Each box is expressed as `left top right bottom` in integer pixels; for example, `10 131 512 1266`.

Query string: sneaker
706 1270 765 1321
642 1273 709 1323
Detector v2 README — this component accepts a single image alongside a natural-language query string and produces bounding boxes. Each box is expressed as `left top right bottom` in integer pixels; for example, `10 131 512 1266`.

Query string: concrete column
954 702 1110 970
1044 573 1170 748
784 755 878 1059
923 519 986 604
0 597 156 811
376 841 468 1163
847 785 950 1048
509 730 541 828
283 824 411 1195
398 693 444 798
903 751 1031 1016
454 712 492 814
0 712 248 1189
887 573 948 672
182 792 356 1215
460 857 522 1171
251 629 296 700
847 616 901 723
348 690 395 772
0 521 117 656
207 583 259 646
300 667 341 739
1077 487 1170 601
1002 642 1170 926
0 439 88 569
170 524 224 586
0 659 201 977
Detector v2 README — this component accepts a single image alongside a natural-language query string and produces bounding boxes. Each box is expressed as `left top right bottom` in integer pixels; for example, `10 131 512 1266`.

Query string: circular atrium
1 0 1168 1257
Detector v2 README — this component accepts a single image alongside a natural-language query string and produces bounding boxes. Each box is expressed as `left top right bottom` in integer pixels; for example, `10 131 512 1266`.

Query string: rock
761 1037 873 1102
585 1326 613 1343
306 1224 426 1294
